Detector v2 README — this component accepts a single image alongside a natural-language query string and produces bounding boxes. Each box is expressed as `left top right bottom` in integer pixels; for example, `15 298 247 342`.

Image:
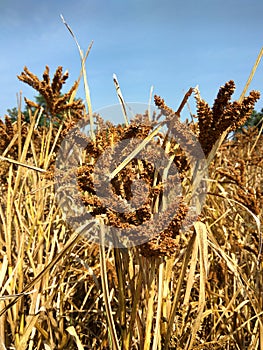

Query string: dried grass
0 36 262 349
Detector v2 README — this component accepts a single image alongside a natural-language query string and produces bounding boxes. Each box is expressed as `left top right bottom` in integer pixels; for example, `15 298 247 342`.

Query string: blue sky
1 0 263 121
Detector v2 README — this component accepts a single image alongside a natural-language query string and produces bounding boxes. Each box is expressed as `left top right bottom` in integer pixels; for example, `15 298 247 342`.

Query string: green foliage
236 108 263 133
245 108 263 128
7 94 50 126
6 107 24 122
6 93 82 127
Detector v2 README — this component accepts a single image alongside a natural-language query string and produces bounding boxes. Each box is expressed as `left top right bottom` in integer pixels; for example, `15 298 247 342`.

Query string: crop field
0 44 263 350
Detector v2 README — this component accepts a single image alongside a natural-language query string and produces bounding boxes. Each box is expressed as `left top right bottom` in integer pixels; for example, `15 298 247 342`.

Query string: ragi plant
0 23 262 349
